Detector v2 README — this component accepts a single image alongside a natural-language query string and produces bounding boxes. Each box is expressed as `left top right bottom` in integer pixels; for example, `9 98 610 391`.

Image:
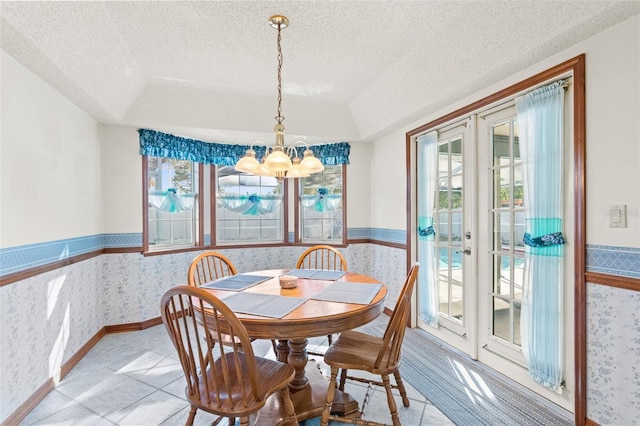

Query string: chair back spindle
188 252 237 287
296 245 347 271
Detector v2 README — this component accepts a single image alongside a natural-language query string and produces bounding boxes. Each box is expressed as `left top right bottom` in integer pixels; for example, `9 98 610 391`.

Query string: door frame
405 55 586 425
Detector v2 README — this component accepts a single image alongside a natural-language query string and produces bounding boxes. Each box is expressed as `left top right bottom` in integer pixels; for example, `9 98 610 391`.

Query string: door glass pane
438 247 450 315
438 212 449 243
500 212 511 248
451 212 462 247
494 255 510 295
438 179 449 208
439 143 449 176
493 297 511 342
513 302 522 346
496 167 511 208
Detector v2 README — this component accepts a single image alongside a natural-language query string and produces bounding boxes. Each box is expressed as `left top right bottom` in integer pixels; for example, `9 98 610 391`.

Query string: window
298 165 345 244
215 166 285 244
140 129 350 250
144 156 201 251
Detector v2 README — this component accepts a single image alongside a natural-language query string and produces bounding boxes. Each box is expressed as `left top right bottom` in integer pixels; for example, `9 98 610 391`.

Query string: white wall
369 131 408 230
101 125 143 234
583 16 640 247
0 51 103 247
345 142 371 229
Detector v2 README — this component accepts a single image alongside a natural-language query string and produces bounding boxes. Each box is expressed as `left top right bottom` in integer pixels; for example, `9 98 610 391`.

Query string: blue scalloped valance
138 129 350 166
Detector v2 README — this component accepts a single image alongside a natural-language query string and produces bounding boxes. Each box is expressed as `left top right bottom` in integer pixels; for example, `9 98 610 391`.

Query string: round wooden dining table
199 268 387 424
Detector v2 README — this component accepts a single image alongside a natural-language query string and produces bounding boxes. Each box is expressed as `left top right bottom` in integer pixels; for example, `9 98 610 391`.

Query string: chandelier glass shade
234 15 324 180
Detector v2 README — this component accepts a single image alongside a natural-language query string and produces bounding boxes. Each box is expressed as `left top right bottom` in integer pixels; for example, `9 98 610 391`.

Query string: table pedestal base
259 360 360 424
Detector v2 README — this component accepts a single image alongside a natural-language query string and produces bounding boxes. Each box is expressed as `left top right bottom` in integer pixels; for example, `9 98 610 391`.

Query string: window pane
147 157 197 249
299 165 344 243
216 167 283 244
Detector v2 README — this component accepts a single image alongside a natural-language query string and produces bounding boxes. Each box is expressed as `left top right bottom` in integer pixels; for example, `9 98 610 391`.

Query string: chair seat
191 352 295 416
324 330 395 375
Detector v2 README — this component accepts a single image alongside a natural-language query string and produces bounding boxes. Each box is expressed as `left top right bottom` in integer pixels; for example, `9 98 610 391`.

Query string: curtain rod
479 77 571 120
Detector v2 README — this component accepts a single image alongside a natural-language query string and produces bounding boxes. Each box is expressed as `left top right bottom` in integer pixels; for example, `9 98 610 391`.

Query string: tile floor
21 318 454 426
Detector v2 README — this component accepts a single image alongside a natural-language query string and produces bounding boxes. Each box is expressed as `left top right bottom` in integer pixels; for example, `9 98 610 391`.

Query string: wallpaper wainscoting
101 247 302 325
586 283 640 426
0 257 104 422
100 244 407 324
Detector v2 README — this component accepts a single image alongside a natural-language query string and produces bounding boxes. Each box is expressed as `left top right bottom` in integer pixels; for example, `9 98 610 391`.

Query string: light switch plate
609 204 627 228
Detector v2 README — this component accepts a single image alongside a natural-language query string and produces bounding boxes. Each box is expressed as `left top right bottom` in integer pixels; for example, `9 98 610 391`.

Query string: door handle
455 248 471 255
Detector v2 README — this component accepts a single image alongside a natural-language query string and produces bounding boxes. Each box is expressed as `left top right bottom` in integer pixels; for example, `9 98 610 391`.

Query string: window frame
294 164 347 246
142 156 204 254
210 166 289 247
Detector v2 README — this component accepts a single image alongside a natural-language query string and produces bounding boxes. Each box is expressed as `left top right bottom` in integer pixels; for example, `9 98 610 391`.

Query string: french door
416 118 477 356
416 101 574 411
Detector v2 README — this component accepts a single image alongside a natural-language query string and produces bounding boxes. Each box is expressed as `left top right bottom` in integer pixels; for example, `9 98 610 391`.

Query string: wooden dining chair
187 251 237 287
296 244 348 271
161 285 298 426
188 251 278 355
296 244 347 353
319 263 420 426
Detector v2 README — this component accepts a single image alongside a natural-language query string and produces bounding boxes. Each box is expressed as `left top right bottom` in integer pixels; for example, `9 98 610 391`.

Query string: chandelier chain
275 23 285 124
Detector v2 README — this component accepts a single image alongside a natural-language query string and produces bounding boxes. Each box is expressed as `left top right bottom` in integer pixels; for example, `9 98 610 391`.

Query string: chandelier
234 15 324 180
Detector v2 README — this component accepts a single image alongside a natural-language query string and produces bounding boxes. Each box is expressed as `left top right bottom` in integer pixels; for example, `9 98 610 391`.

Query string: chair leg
186 406 197 426
239 416 250 426
280 386 298 425
320 366 340 426
338 368 348 391
271 339 278 356
382 374 401 426
327 333 333 345
393 369 410 407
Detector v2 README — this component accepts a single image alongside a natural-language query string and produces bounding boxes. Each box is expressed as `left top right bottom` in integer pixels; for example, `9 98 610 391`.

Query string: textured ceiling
2 1 639 144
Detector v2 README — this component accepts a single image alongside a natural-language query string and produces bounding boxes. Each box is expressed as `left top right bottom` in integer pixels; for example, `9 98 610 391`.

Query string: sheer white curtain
417 131 439 327
516 81 566 391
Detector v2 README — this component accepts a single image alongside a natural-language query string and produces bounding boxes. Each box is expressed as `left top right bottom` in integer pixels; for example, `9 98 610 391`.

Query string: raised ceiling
2 1 639 144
